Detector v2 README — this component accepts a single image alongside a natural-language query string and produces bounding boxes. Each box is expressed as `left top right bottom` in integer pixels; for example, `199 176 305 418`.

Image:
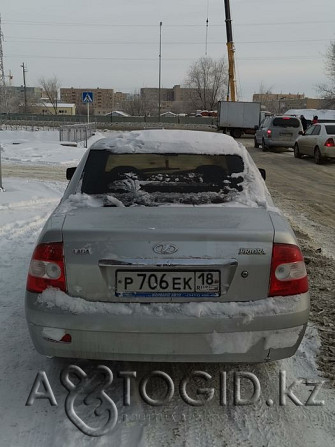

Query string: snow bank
206 327 302 354
0 129 106 165
38 288 302 323
0 178 65 229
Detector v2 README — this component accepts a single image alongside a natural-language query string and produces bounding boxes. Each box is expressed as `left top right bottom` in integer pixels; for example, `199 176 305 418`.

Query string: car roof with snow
89 129 244 156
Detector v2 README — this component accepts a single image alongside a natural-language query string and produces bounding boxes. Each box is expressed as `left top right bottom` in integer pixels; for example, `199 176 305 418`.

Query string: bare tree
122 90 155 116
254 82 279 113
318 41 335 107
185 57 228 111
6 88 21 113
39 76 61 114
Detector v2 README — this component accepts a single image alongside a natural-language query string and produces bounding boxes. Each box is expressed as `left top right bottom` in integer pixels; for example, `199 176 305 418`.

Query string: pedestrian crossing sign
82 91 94 103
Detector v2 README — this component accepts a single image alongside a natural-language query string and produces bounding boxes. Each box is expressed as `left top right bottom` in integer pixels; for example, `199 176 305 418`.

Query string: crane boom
224 0 237 101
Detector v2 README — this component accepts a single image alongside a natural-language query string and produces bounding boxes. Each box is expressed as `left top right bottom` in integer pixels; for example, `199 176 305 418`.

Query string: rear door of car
256 116 271 143
310 125 321 154
298 125 315 155
271 117 301 145
304 125 321 155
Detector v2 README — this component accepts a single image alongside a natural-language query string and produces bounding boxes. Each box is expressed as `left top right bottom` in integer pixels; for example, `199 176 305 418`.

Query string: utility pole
205 0 209 55
0 143 4 192
0 15 5 88
21 62 28 113
158 21 162 121
205 18 209 56
0 16 5 190
224 0 237 101
0 14 8 113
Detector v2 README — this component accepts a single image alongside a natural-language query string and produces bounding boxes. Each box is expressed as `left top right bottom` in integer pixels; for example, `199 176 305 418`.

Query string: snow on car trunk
61 206 274 302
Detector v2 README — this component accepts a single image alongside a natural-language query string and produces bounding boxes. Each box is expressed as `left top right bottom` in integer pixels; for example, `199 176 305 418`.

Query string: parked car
294 122 335 164
255 115 303 151
25 130 309 363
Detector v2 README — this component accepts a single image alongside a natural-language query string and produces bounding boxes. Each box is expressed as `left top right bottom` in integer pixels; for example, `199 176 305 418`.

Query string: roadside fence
59 123 97 148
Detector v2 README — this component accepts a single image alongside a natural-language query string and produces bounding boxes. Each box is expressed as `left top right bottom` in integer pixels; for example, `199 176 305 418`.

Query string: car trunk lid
62 206 274 302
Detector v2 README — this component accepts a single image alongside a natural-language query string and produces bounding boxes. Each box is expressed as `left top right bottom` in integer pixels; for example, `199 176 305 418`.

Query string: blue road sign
82 91 94 103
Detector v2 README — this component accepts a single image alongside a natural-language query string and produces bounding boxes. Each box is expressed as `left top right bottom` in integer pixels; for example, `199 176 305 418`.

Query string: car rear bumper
323 147 335 158
266 139 296 148
25 290 310 363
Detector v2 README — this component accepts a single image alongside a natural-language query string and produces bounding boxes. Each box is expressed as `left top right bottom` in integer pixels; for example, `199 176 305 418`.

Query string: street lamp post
0 144 4 191
21 63 27 113
158 21 162 121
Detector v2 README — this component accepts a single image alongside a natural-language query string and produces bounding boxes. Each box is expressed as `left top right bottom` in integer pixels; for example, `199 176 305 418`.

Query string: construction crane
0 15 5 88
223 0 237 101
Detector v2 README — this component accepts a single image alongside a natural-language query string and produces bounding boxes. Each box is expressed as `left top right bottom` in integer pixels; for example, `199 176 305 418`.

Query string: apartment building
253 92 329 114
60 87 114 115
141 85 198 114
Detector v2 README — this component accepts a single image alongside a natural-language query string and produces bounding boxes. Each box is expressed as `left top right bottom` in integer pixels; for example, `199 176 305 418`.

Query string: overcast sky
1 0 334 101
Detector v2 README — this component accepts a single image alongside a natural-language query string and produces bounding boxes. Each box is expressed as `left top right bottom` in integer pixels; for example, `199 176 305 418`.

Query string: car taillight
325 138 334 147
27 242 66 293
267 130 272 137
269 243 308 297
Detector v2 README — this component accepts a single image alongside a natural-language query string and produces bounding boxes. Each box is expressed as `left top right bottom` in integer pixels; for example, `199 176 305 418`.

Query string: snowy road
245 142 335 260
0 131 335 446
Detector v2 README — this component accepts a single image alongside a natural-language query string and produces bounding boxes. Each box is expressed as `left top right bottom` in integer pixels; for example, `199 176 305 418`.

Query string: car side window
312 125 321 135
304 126 315 135
262 117 271 128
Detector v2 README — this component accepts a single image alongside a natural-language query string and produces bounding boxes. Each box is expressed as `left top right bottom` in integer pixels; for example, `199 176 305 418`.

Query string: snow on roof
90 129 244 156
38 102 76 108
161 111 177 116
285 109 335 121
106 110 131 117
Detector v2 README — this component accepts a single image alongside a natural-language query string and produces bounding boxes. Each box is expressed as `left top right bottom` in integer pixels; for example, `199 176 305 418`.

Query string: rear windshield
272 117 300 128
325 125 335 134
81 151 245 207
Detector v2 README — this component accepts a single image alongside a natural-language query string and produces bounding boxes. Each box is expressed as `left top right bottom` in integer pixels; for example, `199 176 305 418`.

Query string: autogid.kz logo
25 365 326 438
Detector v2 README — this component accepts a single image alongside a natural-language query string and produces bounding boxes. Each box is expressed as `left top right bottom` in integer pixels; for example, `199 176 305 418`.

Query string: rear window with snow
81 150 245 206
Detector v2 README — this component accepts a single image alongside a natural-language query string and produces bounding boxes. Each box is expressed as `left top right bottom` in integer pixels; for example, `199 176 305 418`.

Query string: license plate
116 270 220 297
279 132 292 136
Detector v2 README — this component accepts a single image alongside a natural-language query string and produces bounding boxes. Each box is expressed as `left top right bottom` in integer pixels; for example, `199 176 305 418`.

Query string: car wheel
294 143 302 158
230 128 242 139
254 137 260 148
314 147 323 164
262 139 268 152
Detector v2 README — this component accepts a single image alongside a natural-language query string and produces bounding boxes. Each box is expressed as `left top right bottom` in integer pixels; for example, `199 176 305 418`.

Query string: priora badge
153 243 178 255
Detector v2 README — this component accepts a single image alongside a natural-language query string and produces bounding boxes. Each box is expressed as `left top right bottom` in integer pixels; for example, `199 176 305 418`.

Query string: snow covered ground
0 129 334 446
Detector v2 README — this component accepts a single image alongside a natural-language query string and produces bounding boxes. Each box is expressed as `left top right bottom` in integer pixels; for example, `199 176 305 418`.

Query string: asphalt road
242 139 335 233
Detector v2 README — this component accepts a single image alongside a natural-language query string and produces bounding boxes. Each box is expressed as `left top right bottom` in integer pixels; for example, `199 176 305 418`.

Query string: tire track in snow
0 197 60 212
0 213 52 242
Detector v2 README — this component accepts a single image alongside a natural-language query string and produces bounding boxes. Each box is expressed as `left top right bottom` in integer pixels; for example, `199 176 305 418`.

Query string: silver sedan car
25 130 309 363
294 122 335 164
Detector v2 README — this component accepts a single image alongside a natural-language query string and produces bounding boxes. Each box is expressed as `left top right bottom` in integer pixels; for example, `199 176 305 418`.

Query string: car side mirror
66 167 77 180
254 125 259 130
298 130 304 135
259 168 266 181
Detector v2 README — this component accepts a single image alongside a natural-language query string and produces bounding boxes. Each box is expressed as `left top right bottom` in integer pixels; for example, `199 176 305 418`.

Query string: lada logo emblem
153 243 178 255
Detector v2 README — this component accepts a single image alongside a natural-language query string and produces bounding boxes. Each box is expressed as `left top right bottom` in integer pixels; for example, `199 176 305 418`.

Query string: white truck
217 101 261 138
